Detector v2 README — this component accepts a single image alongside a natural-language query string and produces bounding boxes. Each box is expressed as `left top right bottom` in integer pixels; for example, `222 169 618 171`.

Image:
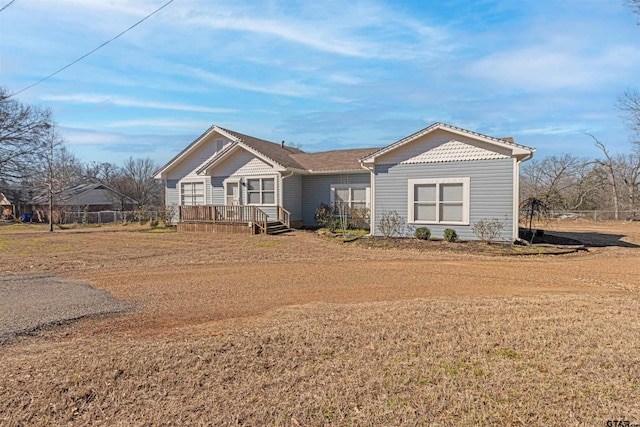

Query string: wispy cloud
186 67 319 98
175 1 450 60
104 119 212 130
41 94 236 114
468 39 640 91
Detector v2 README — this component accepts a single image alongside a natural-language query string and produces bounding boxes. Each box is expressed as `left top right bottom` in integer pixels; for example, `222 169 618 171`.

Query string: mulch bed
322 232 585 256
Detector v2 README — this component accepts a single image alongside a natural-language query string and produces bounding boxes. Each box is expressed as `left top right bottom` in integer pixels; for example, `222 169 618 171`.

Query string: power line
0 0 19 13
8 0 175 98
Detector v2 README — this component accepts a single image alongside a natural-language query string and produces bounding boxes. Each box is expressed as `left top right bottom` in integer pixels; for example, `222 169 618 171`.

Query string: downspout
360 162 374 236
514 151 535 241
280 170 295 207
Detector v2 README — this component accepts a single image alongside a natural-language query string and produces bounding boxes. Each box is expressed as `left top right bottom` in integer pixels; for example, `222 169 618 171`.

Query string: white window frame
223 179 241 205
179 180 206 206
407 177 470 225
329 184 370 209
245 176 277 206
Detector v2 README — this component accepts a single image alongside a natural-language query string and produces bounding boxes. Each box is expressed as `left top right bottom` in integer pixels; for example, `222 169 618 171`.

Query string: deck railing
179 205 269 233
277 206 291 228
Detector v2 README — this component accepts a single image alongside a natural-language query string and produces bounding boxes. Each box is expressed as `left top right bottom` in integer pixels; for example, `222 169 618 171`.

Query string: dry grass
1 220 640 425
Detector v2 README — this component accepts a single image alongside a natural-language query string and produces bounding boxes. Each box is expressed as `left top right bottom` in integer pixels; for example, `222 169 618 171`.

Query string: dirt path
2 220 638 338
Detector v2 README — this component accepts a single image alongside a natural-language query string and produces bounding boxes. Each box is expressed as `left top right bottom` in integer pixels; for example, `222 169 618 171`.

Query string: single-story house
29 183 138 223
154 122 535 240
0 191 16 218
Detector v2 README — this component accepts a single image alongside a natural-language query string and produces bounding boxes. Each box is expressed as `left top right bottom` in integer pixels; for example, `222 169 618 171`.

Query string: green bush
414 227 431 240
443 228 458 242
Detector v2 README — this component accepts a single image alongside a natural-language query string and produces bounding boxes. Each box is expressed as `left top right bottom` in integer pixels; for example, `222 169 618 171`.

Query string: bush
472 218 505 243
414 227 431 240
378 210 405 238
443 228 458 242
349 206 370 231
314 203 335 228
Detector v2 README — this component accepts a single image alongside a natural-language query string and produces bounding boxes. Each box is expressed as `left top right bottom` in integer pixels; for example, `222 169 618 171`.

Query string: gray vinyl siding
282 174 303 222
211 177 225 204
373 158 514 241
166 180 179 206
301 173 371 226
165 179 179 223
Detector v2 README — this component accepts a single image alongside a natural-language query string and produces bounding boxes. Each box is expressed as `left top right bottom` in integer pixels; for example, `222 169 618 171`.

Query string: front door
226 182 240 205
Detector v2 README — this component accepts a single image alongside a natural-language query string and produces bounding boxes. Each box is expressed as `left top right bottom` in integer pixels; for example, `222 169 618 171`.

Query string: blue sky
1 0 639 166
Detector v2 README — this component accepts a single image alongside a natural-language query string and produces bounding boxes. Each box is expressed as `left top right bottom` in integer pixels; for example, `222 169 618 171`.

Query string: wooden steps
266 221 292 235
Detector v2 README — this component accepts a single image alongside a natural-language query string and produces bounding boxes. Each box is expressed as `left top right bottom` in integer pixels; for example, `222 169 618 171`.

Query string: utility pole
45 123 54 232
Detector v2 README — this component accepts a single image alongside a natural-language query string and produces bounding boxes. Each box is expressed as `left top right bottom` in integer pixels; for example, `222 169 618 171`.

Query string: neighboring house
29 183 138 222
154 122 535 240
0 191 16 218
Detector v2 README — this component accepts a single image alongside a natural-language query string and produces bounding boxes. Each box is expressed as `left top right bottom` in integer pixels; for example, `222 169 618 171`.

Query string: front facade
155 123 534 240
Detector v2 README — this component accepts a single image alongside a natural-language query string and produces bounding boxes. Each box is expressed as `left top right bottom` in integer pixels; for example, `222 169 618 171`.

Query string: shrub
443 228 458 242
472 218 505 243
414 227 431 240
314 203 335 228
378 210 405 238
349 206 370 231
162 203 178 227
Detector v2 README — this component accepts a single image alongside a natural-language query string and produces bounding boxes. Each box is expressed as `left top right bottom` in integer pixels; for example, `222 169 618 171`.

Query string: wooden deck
178 205 291 235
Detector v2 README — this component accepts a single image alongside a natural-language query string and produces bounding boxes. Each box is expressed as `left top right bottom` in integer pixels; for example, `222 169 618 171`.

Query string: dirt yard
1 220 639 425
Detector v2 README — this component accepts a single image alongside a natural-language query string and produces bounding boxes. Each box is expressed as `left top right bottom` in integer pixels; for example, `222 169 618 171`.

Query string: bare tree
617 146 640 216
0 87 53 188
520 154 595 210
118 157 162 209
617 89 640 137
589 134 621 219
627 0 640 21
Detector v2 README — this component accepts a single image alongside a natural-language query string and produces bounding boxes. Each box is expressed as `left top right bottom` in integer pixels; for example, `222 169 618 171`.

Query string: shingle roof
30 183 137 205
290 148 379 172
216 127 307 170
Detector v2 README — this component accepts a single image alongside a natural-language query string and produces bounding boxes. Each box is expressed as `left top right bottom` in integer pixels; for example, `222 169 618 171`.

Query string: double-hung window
181 182 205 205
330 184 369 212
247 177 275 205
408 178 469 224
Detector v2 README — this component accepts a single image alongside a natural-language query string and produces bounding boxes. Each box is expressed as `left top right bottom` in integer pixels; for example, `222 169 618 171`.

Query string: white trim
329 183 370 209
224 178 241 205
198 141 286 175
179 179 207 206
154 126 240 179
407 177 470 225
280 170 295 207
361 122 534 165
245 175 277 206
513 158 520 240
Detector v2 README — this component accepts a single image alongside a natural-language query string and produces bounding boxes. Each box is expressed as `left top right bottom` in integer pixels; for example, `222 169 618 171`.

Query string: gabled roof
216 127 306 170
360 122 535 164
154 125 306 178
30 183 138 205
0 192 13 206
290 148 378 173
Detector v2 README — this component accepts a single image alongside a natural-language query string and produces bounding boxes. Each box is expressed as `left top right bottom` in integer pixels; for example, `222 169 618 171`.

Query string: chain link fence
61 210 160 225
547 210 639 221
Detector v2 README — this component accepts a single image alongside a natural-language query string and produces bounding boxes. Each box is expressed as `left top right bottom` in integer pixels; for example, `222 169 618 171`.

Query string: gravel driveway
0 275 132 343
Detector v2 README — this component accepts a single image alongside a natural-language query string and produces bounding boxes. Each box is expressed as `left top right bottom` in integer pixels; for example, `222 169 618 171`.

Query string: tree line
0 87 163 213
520 90 640 220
